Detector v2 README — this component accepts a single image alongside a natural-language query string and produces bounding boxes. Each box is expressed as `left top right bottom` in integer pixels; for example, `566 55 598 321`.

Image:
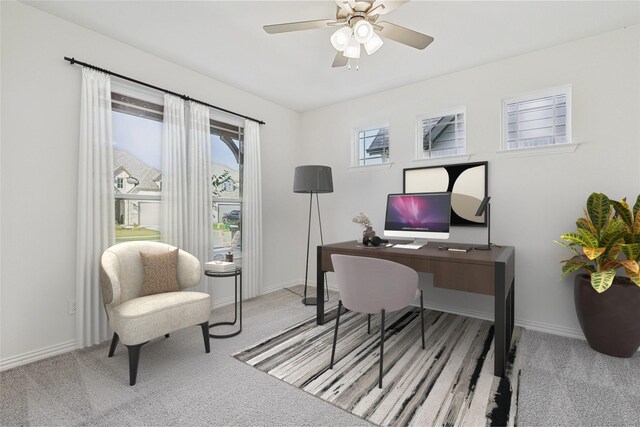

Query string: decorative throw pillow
139 249 180 296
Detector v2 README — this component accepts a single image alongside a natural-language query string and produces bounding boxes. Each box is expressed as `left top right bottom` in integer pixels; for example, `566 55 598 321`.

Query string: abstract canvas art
403 161 488 226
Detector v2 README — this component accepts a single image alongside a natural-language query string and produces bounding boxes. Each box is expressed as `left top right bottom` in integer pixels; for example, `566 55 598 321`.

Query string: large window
353 125 389 166
502 86 571 150
112 92 163 243
417 108 466 159
210 119 243 259
111 91 244 258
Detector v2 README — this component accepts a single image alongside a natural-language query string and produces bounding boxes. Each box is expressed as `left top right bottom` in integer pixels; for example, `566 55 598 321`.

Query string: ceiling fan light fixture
343 37 361 59
330 26 352 51
353 20 373 43
364 32 384 55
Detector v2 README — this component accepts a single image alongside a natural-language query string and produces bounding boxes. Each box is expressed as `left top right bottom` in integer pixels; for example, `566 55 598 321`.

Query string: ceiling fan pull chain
348 58 351 70
356 58 359 71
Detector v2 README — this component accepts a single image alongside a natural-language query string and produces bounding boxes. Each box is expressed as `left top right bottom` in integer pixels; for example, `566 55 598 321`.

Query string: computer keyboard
393 243 425 250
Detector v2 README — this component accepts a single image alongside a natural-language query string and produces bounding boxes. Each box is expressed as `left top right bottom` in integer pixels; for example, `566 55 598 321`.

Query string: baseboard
413 300 588 342
515 318 586 341
0 340 77 372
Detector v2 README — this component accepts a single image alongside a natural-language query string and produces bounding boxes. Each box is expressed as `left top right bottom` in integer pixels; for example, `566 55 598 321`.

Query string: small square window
502 85 571 150
353 125 389 167
417 108 466 159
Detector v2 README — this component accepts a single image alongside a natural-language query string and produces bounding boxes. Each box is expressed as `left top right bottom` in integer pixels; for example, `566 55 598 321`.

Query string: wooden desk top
319 241 515 296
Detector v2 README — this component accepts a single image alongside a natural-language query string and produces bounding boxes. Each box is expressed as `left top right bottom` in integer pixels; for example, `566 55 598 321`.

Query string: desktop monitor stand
411 239 429 248
394 238 429 249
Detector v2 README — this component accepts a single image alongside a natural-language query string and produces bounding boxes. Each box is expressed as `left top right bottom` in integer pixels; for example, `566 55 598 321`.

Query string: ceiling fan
263 0 434 68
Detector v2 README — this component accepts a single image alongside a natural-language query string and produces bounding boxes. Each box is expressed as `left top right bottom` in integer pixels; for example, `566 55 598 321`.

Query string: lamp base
302 297 318 306
474 244 493 251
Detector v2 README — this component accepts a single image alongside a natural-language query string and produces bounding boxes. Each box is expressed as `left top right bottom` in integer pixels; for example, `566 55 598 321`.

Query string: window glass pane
211 127 243 252
419 110 465 158
210 134 240 199
503 90 570 150
112 109 162 242
357 127 389 166
211 202 241 250
115 200 161 243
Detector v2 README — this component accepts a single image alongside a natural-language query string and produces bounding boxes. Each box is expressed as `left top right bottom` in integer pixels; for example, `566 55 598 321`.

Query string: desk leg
494 262 506 378
317 246 325 325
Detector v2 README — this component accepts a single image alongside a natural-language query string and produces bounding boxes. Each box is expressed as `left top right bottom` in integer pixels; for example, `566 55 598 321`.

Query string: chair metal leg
420 290 425 350
200 321 210 353
108 333 119 357
367 314 371 334
379 309 385 389
165 333 170 338
126 343 144 386
330 300 342 369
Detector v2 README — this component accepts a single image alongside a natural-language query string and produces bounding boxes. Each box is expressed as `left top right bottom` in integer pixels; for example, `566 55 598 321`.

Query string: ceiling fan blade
377 21 434 49
263 19 337 34
368 0 409 16
335 0 354 14
332 52 348 68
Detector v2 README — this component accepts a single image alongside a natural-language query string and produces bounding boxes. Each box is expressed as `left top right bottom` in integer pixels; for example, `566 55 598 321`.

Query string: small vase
225 252 234 263
363 226 376 239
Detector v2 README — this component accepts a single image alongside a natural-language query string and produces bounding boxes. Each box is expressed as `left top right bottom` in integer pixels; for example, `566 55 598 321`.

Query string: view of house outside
113 111 162 243
112 107 242 258
210 132 241 252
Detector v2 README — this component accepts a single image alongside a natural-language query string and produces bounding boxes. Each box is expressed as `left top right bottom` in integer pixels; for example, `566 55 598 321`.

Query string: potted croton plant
557 192 640 358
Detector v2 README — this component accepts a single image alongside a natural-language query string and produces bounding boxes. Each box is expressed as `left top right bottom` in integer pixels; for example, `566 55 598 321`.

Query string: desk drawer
431 262 494 296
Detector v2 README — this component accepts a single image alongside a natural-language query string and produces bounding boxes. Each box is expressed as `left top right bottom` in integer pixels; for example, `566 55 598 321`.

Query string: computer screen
384 192 451 242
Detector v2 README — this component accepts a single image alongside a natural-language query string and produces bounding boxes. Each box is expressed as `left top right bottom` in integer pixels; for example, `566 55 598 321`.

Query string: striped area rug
234 307 522 426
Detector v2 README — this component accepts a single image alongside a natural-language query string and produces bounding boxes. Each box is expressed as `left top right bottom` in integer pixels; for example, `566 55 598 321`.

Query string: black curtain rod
64 56 266 125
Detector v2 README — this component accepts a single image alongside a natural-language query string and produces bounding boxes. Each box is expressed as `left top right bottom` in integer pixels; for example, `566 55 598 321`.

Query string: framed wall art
403 161 488 227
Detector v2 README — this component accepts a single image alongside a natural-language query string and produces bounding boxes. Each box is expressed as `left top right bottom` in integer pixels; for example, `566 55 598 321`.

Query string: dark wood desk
316 241 515 377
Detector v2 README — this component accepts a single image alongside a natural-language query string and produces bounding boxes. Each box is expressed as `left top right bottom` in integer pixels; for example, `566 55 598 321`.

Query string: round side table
205 267 242 338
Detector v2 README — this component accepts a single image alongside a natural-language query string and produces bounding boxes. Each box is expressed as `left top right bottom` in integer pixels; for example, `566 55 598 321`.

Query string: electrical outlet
68 299 76 315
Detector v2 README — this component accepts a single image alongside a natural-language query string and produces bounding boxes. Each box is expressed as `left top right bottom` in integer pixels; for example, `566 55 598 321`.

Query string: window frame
351 122 391 168
416 106 466 160
501 84 572 152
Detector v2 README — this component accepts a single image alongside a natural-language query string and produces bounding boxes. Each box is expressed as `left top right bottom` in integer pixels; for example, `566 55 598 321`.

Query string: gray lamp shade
293 165 334 193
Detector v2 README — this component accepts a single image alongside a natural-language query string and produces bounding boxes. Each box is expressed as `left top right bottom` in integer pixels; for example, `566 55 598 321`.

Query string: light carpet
234 306 523 426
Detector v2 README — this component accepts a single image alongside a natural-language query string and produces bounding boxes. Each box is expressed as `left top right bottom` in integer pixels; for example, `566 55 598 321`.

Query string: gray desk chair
330 254 425 388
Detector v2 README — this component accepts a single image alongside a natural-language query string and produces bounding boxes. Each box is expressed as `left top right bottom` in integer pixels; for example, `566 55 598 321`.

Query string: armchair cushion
110 291 210 346
139 249 180 296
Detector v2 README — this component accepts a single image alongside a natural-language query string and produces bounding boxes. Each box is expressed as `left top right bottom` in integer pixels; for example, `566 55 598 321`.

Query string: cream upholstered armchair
100 241 211 385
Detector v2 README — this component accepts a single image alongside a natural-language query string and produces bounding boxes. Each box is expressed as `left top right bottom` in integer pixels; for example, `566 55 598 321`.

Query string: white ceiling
25 1 640 112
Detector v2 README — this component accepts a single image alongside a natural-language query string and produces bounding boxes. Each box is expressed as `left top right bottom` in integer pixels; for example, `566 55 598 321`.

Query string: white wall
0 2 301 364
299 25 640 337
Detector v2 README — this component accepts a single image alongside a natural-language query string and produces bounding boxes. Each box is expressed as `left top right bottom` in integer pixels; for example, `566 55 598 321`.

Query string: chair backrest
331 254 419 314
101 241 201 307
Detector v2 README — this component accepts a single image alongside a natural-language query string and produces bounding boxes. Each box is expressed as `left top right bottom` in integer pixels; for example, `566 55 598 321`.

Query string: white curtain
242 120 263 298
75 68 115 348
161 94 188 247
187 102 212 291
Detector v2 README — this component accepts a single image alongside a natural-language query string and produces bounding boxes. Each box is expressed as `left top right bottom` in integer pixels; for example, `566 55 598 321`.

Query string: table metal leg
317 246 325 325
209 271 242 338
494 262 506 377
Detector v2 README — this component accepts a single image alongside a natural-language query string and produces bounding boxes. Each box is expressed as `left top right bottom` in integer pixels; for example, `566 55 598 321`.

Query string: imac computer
384 192 451 249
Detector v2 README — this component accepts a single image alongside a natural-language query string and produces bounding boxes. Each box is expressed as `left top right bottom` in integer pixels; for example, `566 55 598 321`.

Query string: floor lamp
294 165 333 306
